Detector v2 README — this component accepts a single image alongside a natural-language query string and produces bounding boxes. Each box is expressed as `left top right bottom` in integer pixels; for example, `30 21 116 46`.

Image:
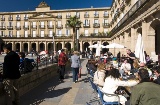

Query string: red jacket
58 52 68 66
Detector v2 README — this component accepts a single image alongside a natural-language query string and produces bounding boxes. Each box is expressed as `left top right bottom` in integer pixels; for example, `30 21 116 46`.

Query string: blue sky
0 0 112 12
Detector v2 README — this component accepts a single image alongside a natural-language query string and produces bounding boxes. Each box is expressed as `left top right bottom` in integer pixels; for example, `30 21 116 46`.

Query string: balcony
23 26 29 30
84 14 89 18
0 26 6 30
83 24 90 28
103 14 109 18
93 23 100 28
39 25 45 29
57 15 62 19
7 26 13 30
76 15 80 19
94 14 99 18
15 26 21 30
8 17 13 21
1 18 5 21
24 17 28 21
47 25 54 29
120 2 125 11
65 24 70 28
103 23 110 28
16 17 21 21
31 25 37 29
56 25 63 29
66 15 71 19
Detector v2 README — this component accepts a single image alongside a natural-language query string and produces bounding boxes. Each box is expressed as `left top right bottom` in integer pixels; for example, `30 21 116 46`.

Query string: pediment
29 13 57 19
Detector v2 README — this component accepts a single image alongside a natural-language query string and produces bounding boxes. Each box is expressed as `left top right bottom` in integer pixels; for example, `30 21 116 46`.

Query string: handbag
78 68 82 78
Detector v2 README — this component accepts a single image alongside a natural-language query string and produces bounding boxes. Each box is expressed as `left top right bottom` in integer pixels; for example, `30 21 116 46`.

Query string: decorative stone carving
37 1 49 8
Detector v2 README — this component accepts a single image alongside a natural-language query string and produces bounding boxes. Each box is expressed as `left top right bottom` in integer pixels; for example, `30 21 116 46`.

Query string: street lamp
76 24 80 51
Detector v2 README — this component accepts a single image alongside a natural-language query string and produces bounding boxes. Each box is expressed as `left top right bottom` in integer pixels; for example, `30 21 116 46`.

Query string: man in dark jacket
3 44 21 105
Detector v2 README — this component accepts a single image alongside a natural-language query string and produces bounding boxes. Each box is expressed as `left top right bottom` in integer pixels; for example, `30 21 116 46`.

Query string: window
84 19 90 26
9 22 12 26
16 14 20 17
0 31 4 36
57 30 62 36
24 22 28 27
24 31 28 37
94 19 99 23
58 13 61 16
104 11 108 16
32 31 36 37
66 29 70 36
57 21 61 27
24 14 28 20
16 31 20 37
33 22 36 28
76 12 80 18
104 19 108 23
16 22 20 27
9 31 12 37
94 11 98 15
40 21 45 28
84 30 89 36
49 30 53 37
48 21 52 26
104 29 108 34
66 13 70 16
1 22 5 26
94 29 98 34
40 30 44 37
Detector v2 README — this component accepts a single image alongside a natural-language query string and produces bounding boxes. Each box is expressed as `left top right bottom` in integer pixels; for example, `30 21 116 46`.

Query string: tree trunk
73 28 76 51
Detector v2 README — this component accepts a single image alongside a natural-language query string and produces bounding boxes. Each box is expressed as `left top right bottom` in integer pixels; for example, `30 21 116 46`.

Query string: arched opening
31 43 36 52
92 42 97 53
150 19 160 54
8 43 12 51
48 43 53 54
23 43 28 53
102 42 109 53
65 42 71 51
83 42 90 52
0 43 5 52
40 43 45 51
15 43 20 52
57 42 62 51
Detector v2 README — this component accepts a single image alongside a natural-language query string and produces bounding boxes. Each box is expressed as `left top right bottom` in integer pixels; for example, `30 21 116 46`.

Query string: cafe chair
88 77 98 93
97 86 120 105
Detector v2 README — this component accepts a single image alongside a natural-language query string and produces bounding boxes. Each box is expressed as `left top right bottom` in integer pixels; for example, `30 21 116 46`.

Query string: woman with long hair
102 68 139 105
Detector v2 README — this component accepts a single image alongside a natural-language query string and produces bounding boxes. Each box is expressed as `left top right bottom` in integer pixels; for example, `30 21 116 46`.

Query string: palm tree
66 16 82 51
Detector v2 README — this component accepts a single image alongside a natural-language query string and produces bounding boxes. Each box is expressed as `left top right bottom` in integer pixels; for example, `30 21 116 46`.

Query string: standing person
126 49 135 69
70 51 81 83
130 69 160 105
58 49 68 80
2 44 21 105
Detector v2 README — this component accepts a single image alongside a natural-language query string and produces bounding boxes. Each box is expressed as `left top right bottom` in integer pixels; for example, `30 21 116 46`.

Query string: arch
102 42 109 53
48 43 53 53
56 42 62 51
40 43 45 51
8 43 12 50
92 42 97 53
15 43 20 52
149 19 160 54
65 42 71 51
83 42 90 52
23 43 28 53
0 43 5 52
31 43 36 51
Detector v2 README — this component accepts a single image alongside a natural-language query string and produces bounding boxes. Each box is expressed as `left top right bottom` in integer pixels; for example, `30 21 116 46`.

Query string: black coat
3 51 21 79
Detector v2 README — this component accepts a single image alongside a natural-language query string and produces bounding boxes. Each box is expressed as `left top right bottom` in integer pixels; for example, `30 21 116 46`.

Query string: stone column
53 41 56 52
124 32 128 48
36 42 39 52
89 41 92 51
20 42 23 52
131 28 136 51
80 41 83 52
142 21 149 53
62 41 65 49
147 31 155 55
44 41 47 51
12 42 16 51
28 42 31 53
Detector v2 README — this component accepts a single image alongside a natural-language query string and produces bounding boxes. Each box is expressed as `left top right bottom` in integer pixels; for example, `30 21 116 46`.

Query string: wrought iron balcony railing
16 17 21 21
103 14 109 18
23 26 29 30
8 17 13 21
103 23 110 28
83 24 90 28
65 24 70 28
47 25 54 29
57 15 62 19
1 18 5 21
66 15 71 19
15 26 21 30
56 25 63 29
31 25 37 29
39 25 45 29
24 17 28 21
0 26 6 30
94 14 99 18
7 26 13 30
93 23 100 28
84 14 89 18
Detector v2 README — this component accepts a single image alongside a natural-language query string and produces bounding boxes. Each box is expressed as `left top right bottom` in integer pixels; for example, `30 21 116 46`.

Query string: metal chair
88 77 98 93
97 86 120 105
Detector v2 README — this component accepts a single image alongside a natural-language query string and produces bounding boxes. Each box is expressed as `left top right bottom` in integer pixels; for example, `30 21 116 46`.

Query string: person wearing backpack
2 44 21 105
58 49 68 80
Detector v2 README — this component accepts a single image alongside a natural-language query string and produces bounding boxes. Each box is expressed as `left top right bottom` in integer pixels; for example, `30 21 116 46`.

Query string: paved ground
20 59 100 105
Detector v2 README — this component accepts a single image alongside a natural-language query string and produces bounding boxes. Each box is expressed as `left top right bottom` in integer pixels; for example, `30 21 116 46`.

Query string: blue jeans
72 68 79 82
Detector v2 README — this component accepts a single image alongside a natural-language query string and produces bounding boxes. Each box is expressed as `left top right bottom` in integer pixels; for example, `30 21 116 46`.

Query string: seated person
102 68 138 105
130 68 160 105
138 63 152 77
94 62 106 88
120 59 131 76
152 66 160 85
86 59 97 73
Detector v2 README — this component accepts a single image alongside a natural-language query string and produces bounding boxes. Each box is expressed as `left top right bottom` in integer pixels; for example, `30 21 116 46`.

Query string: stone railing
0 64 60 104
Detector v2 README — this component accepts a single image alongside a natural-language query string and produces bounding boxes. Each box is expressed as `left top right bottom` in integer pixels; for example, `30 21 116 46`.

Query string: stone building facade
0 0 160 55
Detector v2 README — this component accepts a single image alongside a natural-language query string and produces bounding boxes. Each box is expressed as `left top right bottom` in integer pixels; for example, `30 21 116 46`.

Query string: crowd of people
86 49 160 105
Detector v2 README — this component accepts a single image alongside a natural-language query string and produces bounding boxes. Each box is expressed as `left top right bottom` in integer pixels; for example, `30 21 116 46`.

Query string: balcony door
17 22 20 28
58 21 61 27
84 20 90 26
25 31 28 37
40 30 44 37
41 21 45 28
24 22 28 27
48 21 52 27
33 31 36 37
16 31 20 37
49 30 53 37
94 19 99 24
57 30 62 36
33 22 36 28
85 30 89 36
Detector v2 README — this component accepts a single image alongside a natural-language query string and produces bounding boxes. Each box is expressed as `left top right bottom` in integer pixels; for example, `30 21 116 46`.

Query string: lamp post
76 24 80 52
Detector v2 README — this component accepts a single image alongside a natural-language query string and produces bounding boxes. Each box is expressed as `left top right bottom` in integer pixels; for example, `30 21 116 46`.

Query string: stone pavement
20 59 100 105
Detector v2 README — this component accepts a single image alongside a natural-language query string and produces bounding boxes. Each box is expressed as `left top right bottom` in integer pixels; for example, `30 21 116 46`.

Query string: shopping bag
78 68 82 78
